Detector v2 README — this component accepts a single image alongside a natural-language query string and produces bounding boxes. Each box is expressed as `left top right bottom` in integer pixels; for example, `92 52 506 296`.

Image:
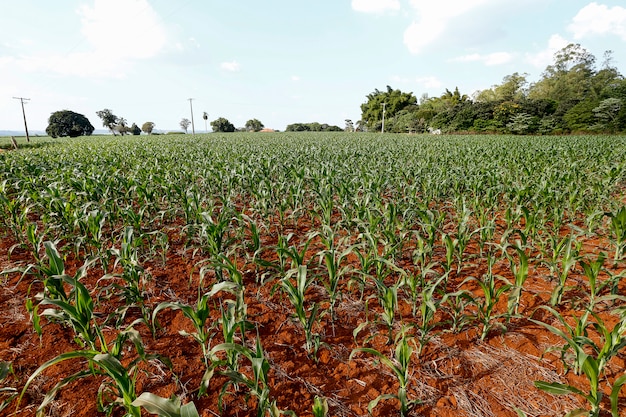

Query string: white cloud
351 0 400 14
220 61 241 72
78 0 167 60
451 51 514 66
525 34 569 68
291 75 301 81
1 0 168 79
404 0 492 53
568 2 626 41
391 75 443 90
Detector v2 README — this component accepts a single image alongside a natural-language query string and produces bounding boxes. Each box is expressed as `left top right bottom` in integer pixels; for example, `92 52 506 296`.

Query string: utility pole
188 98 195 135
381 102 386 133
13 97 31 142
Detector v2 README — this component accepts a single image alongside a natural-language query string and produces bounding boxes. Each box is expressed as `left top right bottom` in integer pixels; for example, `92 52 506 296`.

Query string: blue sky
1 0 626 132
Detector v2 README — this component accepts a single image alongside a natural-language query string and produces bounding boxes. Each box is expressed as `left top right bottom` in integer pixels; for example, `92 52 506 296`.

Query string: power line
13 97 31 142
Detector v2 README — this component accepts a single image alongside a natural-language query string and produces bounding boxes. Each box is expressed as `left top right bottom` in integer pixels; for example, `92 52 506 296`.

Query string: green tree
141 122 155 135
529 44 596 104
46 110 95 138
95 109 119 135
245 118 264 132
593 98 622 132
475 73 528 102
115 117 129 135
129 123 141 136
180 118 191 133
360 86 418 131
211 117 235 132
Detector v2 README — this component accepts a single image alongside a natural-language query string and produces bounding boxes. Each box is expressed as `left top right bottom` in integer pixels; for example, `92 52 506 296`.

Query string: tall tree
95 109 119 135
360 86 418 131
180 118 191 133
115 117 128 135
245 118 264 132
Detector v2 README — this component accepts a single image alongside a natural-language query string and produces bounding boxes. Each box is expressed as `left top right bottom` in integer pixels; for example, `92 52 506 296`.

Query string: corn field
1 132 626 417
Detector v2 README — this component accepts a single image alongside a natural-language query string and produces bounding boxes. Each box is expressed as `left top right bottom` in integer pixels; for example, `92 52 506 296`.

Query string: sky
1 0 626 133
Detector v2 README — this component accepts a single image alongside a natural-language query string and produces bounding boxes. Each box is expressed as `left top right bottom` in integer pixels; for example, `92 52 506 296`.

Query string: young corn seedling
607 206 626 263
311 396 329 417
317 242 353 329
369 273 400 345
280 265 322 358
210 335 294 417
401 261 438 317
220 299 254 371
415 273 447 356
153 281 237 368
349 331 421 416
506 245 529 317
531 307 626 417
579 253 608 310
36 272 106 350
441 289 474 334
17 327 161 417
546 235 581 306
464 251 512 340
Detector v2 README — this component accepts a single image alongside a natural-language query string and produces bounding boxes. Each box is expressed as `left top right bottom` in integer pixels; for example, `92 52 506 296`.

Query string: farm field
1 132 626 417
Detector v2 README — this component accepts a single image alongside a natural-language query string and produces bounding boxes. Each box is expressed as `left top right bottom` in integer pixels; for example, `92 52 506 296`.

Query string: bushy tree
95 109 119 135
130 123 141 136
115 117 129 135
360 86 418 131
46 110 95 138
284 122 341 132
211 117 235 132
245 118 264 132
141 122 155 135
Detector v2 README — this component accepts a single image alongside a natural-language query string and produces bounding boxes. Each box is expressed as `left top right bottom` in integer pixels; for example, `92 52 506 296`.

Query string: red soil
1 214 625 417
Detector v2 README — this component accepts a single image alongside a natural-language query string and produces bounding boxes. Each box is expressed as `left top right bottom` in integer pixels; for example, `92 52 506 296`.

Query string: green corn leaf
132 392 199 417
610 374 626 417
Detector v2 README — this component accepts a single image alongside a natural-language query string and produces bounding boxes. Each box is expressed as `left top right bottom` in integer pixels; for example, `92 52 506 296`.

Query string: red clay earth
1 212 625 417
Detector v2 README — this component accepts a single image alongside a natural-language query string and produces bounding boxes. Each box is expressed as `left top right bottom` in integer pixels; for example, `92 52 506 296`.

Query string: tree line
45 43 624 137
358 44 626 134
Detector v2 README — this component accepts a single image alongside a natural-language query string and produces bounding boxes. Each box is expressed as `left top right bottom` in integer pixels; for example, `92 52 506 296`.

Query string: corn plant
152 281 237 367
210 335 294 417
531 307 626 417
17 327 160 417
579 253 608 309
506 245 529 317
36 272 105 350
311 395 329 417
280 265 321 358
607 206 626 262
369 274 400 344
464 250 512 340
0 362 17 413
543 234 581 306
317 242 353 327
441 289 474 333
349 331 421 416
414 273 447 356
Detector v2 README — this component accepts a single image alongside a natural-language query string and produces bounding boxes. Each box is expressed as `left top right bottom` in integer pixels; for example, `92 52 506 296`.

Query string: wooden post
10 136 19 150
